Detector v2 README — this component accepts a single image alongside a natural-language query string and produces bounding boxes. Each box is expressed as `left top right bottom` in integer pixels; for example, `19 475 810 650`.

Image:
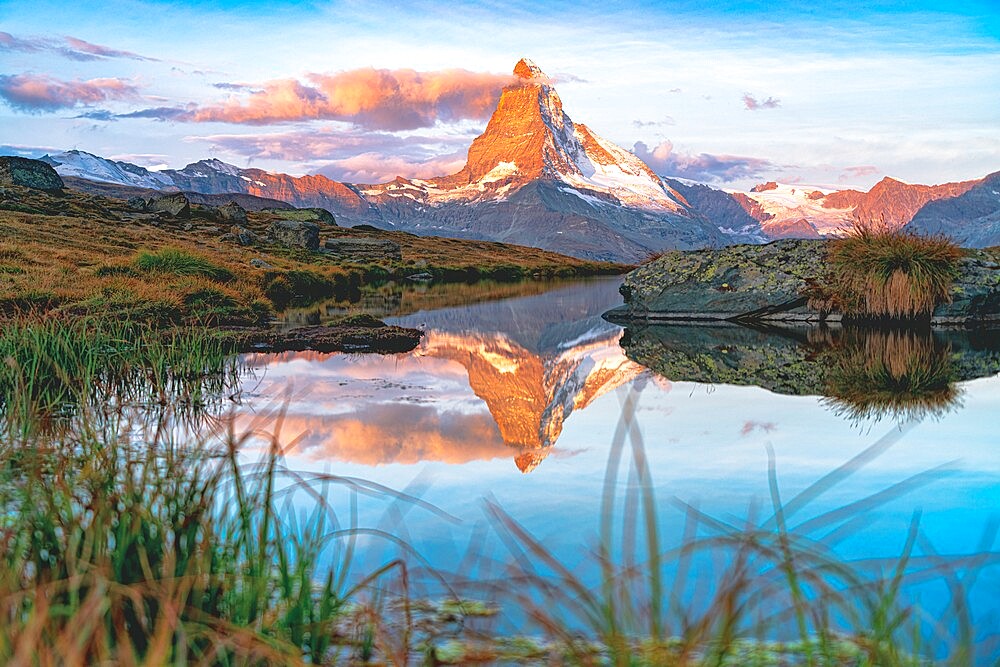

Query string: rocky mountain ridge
22 58 999 257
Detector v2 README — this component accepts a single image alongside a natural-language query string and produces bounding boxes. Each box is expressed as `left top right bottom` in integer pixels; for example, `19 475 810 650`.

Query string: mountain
41 150 175 190
907 171 1000 247
727 177 983 239
35 60 762 263
28 59 995 256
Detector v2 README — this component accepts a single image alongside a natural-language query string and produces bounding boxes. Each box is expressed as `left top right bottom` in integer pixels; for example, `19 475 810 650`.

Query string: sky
1 0 998 190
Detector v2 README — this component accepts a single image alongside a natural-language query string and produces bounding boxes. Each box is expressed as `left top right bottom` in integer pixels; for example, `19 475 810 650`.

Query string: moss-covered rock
0 157 64 191
610 239 1000 325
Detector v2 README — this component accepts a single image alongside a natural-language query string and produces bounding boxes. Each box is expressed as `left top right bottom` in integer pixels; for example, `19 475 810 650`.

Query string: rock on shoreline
230 315 422 354
607 239 1000 325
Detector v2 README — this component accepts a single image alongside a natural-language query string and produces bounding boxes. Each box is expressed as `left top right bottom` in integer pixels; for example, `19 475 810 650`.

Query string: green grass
134 247 234 282
0 316 239 430
818 224 964 320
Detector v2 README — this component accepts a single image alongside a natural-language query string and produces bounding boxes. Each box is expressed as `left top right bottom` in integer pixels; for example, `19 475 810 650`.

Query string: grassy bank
0 184 624 327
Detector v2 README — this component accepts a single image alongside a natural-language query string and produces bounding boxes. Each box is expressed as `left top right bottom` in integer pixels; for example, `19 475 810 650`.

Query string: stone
149 193 191 218
0 156 64 191
264 207 337 226
268 219 320 250
126 196 149 211
323 237 402 263
223 225 258 246
249 258 274 269
608 239 1000 325
218 201 248 224
407 272 434 281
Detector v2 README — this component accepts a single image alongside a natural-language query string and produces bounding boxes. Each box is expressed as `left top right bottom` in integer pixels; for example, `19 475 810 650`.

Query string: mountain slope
907 171 1000 247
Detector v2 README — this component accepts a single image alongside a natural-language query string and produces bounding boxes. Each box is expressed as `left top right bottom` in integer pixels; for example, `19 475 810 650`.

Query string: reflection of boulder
620 323 1000 420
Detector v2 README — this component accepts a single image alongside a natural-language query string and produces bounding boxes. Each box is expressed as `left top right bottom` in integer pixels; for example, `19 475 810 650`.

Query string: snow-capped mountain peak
43 150 175 189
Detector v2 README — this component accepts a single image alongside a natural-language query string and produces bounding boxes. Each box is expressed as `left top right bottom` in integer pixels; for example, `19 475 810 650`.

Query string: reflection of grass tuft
824 329 960 423
819 224 963 320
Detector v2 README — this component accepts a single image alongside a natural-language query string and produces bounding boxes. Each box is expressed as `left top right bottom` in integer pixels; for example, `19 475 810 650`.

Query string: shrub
134 247 233 282
821 224 963 320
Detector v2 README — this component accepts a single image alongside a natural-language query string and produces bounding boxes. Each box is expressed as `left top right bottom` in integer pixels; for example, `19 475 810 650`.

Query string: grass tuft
134 247 234 282
818 224 963 320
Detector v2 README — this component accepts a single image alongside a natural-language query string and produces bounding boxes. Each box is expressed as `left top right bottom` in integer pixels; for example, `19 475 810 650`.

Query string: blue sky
1 0 997 188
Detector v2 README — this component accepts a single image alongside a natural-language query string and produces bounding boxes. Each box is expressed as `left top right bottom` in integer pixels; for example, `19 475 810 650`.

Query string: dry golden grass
818 223 964 320
0 185 622 325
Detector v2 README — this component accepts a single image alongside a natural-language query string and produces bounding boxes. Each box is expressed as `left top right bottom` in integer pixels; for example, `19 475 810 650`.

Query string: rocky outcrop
608 239 1000 325
323 237 402 262
265 207 337 226
268 219 320 250
148 193 191 218
0 157 64 191
234 316 422 354
217 201 247 224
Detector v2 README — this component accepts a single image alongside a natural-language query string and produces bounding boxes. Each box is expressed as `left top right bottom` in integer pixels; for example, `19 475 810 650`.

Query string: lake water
237 277 1000 658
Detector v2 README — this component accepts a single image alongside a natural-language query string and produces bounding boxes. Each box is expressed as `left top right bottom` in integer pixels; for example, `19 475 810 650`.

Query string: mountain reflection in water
242 279 649 471
243 279 1000 472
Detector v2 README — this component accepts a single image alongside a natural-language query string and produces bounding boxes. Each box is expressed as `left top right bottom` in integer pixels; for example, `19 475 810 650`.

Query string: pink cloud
188 67 516 130
839 165 880 183
315 152 468 184
742 92 781 111
0 73 139 112
633 139 774 182
0 32 156 62
63 36 156 61
740 421 777 436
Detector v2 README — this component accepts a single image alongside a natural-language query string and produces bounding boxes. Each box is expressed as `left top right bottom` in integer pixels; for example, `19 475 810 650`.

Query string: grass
134 247 235 282
0 184 624 327
0 316 240 431
816 224 964 320
0 347 994 664
823 329 961 423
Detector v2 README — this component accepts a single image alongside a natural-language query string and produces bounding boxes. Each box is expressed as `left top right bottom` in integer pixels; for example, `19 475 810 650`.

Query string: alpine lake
228 276 999 662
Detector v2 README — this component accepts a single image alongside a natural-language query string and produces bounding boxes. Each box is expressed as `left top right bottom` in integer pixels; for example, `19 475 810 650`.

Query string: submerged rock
235 316 421 354
0 157 64 191
609 239 1000 325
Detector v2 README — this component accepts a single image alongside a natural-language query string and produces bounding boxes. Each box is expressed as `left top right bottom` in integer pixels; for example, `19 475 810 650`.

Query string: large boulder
323 237 402 263
609 239 1000 325
149 193 191 218
265 207 337 226
269 219 320 250
217 201 248 224
0 156 64 191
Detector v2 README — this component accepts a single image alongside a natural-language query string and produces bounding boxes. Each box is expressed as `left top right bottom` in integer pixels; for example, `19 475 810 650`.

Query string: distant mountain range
28 58 1000 259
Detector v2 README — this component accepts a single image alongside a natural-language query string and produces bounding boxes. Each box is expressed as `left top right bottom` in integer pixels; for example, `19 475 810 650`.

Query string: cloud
189 125 471 161
633 140 774 182
838 165 880 183
740 421 777 436
0 74 140 112
159 67 515 130
632 117 676 128
0 31 156 61
62 36 156 61
0 143 57 159
742 92 781 110
315 152 468 183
